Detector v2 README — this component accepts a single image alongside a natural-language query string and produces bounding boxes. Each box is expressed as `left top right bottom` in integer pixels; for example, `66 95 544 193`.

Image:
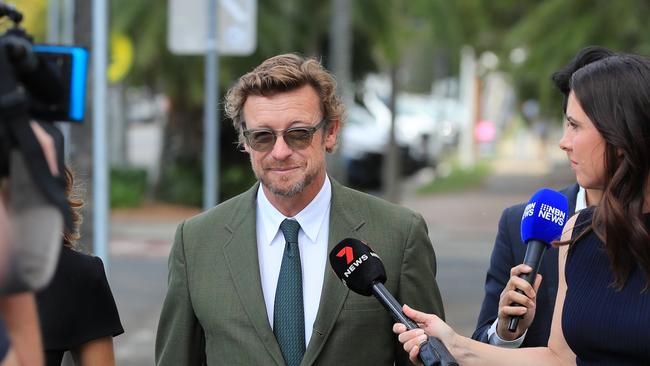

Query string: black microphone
508 188 568 332
329 238 458 366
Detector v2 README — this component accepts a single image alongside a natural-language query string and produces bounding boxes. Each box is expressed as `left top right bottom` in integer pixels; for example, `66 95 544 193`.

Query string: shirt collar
575 186 587 212
257 176 332 245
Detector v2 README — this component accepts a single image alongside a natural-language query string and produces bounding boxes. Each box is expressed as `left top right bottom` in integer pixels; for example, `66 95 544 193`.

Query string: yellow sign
108 32 133 83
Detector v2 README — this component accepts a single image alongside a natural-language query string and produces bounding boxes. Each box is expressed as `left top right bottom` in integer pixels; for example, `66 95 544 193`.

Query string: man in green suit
155 53 445 366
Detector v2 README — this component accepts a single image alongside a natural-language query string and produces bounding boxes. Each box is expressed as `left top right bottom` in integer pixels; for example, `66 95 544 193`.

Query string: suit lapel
223 184 285 366
301 180 364 366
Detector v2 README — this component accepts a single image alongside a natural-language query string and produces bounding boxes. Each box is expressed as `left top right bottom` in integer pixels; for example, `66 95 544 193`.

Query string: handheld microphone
508 188 568 332
329 238 458 366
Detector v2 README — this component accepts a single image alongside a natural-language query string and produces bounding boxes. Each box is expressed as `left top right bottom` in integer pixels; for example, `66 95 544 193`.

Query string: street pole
203 0 220 210
327 0 352 184
92 0 109 268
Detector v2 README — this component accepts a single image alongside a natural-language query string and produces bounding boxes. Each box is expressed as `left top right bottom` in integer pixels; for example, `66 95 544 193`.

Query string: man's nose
270 134 293 160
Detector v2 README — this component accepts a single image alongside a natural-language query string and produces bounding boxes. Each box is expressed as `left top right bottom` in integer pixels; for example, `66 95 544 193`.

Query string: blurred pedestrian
395 47 650 365
156 53 445 366
36 166 124 366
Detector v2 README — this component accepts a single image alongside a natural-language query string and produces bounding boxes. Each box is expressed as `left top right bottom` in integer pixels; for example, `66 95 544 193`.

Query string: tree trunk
383 64 400 203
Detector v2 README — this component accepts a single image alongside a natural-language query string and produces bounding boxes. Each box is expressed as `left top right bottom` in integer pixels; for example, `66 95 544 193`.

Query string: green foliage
220 164 257 201
417 161 492 195
503 0 650 116
110 167 148 208
158 158 203 207
158 157 256 207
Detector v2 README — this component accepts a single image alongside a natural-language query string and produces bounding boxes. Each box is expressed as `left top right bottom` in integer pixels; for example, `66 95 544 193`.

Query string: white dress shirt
488 186 587 347
256 176 331 347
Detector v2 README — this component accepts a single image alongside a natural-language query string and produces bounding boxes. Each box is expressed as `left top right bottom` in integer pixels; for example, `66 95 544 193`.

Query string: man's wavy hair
224 53 345 152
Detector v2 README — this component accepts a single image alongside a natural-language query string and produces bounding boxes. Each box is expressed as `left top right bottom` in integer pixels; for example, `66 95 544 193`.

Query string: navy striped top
563 208 650 365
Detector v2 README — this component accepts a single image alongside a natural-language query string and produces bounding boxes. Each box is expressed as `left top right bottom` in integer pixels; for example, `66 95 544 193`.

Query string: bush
158 159 203 207
158 158 256 207
110 167 148 208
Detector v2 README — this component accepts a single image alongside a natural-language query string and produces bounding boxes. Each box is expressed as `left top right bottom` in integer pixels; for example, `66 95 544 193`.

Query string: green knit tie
274 219 305 366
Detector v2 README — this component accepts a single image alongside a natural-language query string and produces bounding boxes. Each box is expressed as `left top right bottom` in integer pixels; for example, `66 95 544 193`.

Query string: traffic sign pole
203 0 220 210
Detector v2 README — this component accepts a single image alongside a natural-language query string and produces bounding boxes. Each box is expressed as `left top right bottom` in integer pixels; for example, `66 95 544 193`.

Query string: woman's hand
392 305 458 365
496 264 542 340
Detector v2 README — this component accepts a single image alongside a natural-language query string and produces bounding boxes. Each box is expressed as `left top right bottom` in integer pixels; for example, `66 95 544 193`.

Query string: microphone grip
372 282 418 329
508 240 546 332
419 337 459 366
371 283 458 366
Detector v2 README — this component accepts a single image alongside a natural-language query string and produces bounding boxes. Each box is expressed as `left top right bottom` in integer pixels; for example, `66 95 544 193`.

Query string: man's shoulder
333 183 419 222
184 185 256 229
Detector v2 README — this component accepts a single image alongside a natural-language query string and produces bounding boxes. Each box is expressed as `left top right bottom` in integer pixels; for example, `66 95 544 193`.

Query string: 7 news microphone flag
330 238 458 366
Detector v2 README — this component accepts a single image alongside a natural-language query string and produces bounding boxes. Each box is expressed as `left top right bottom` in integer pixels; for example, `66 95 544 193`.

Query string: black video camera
0 2 88 124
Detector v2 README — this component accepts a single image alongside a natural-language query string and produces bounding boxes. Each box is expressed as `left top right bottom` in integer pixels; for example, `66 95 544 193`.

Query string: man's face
242 85 339 204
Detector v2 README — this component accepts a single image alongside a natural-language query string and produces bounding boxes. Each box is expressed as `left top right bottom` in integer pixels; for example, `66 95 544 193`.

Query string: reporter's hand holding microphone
329 238 458 366
495 264 542 341
393 188 568 365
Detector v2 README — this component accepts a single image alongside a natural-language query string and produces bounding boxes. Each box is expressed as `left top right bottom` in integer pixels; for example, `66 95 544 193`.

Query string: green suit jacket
155 180 444 365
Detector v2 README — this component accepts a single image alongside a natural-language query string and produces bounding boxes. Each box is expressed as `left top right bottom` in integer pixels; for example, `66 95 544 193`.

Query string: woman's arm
0 349 19 366
72 337 116 366
393 215 581 366
545 215 579 364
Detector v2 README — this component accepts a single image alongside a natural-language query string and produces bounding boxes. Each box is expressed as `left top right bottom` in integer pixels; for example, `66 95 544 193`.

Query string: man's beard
259 173 314 197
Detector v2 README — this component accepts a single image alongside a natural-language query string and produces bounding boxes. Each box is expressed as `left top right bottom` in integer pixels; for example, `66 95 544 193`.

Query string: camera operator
1 3 77 365
0 120 67 366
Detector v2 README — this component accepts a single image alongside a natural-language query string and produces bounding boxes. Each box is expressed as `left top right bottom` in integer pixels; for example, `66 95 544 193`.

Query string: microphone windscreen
520 188 569 246
329 238 387 296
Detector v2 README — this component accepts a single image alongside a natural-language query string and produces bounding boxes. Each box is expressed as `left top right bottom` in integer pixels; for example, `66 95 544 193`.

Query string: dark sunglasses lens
249 131 275 151
285 129 313 149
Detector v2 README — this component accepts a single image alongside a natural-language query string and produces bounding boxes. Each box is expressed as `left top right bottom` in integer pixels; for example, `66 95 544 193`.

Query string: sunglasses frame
242 118 328 152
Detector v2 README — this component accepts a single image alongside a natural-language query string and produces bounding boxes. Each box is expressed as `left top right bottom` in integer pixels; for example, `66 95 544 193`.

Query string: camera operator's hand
29 121 58 176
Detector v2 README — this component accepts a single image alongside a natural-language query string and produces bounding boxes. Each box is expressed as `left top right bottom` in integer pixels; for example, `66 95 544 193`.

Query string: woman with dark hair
36 166 124 366
394 48 650 365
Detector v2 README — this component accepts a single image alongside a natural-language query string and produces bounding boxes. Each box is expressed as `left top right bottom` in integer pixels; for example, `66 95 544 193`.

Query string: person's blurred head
224 53 345 150
551 46 616 112
62 166 83 248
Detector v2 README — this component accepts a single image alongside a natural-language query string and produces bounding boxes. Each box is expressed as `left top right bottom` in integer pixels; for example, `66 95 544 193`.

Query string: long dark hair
62 166 83 247
570 52 650 289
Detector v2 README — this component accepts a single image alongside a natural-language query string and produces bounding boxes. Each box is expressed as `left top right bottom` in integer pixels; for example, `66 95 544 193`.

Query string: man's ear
324 119 340 152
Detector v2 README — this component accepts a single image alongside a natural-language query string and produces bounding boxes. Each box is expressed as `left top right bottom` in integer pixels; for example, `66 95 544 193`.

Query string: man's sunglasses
242 118 328 152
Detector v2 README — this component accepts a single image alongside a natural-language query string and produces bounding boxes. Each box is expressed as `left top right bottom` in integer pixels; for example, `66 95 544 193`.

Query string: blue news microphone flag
520 188 569 245
509 188 569 332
